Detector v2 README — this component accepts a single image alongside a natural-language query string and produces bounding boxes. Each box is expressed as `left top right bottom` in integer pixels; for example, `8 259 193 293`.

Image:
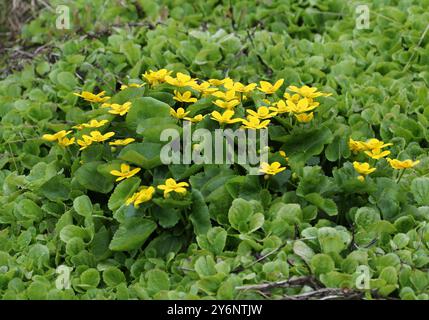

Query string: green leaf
26 282 48 300
153 197 192 208
121 41 141 65
125 97 170 131
355 207 381 229
36 61 50 76
109 217 157 251
108 177 141 211
91 226 111 260
197 227 227 255
277 203 303 224
146 269 170 294
152 207 181 228
411 177 429 206
293 240 315 263
28 244 50 269
103 267 126 287
410 270 429 292
190 190 212 235
56 71 77 90
262 260 289 281
145 233 184 258
80 268 100 288
275 126 333 168
137 120 180 143
40 175 71 201
73 195 93 217
304 193 338 216
118 142 163 169
310 254 335 275
380 266 398 285
320 271 353 288
110 87 146 104
325 125 351 162
194 255 217 278
15 199 44 222
228 198 264 234
60 225 90 244
317 227 347 254
391 233 409 250
74 161 115 194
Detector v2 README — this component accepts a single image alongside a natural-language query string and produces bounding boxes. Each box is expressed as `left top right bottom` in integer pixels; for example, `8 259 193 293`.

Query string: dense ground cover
0 0 429 300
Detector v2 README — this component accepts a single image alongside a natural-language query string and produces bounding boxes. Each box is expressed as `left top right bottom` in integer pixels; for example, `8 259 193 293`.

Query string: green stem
396 169 406 183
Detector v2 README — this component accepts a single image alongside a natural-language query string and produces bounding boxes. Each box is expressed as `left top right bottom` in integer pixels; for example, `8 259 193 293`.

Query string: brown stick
283 288 364 300
235 276 321 291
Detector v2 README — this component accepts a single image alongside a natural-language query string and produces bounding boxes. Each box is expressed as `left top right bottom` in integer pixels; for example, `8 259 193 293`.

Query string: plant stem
396 169 406 183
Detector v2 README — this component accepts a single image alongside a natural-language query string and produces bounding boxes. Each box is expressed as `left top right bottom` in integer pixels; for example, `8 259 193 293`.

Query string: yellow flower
77 135 93 150
283 92 301 103
257 79 284 94
286 98 318 113
246 106 277 119
353 161 376 176
210 110 242 125
213 99 240 110
126 186 155 207
109 138 135 146
224 81 257 93
208 78 231 86
42 130 72 142
260 162 286 175
120 83 144 90
241 116 270 129
348 138 367 154
173 90 198 103
86 130 115 142
165 72 196 87
157 178 189 197
363 138 392 151
279 150 289 161
288 85 332 99
58 137 75 147
84 119 109 128
73 119 109 130
73 91 110 103
387 158 420 170
273 100 293 114
110 163 141 182
364 149 391 160
190 82 218 95
211 90 238 101
184 114 205 123
72 124 84 130
294 112 314 123
143 69 172 86
170 107 190 119
108 102 132 116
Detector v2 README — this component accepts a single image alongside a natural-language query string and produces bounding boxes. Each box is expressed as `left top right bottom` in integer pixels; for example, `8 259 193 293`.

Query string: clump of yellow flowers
149 69 332 128
349 137 420 181
42 69 334 208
